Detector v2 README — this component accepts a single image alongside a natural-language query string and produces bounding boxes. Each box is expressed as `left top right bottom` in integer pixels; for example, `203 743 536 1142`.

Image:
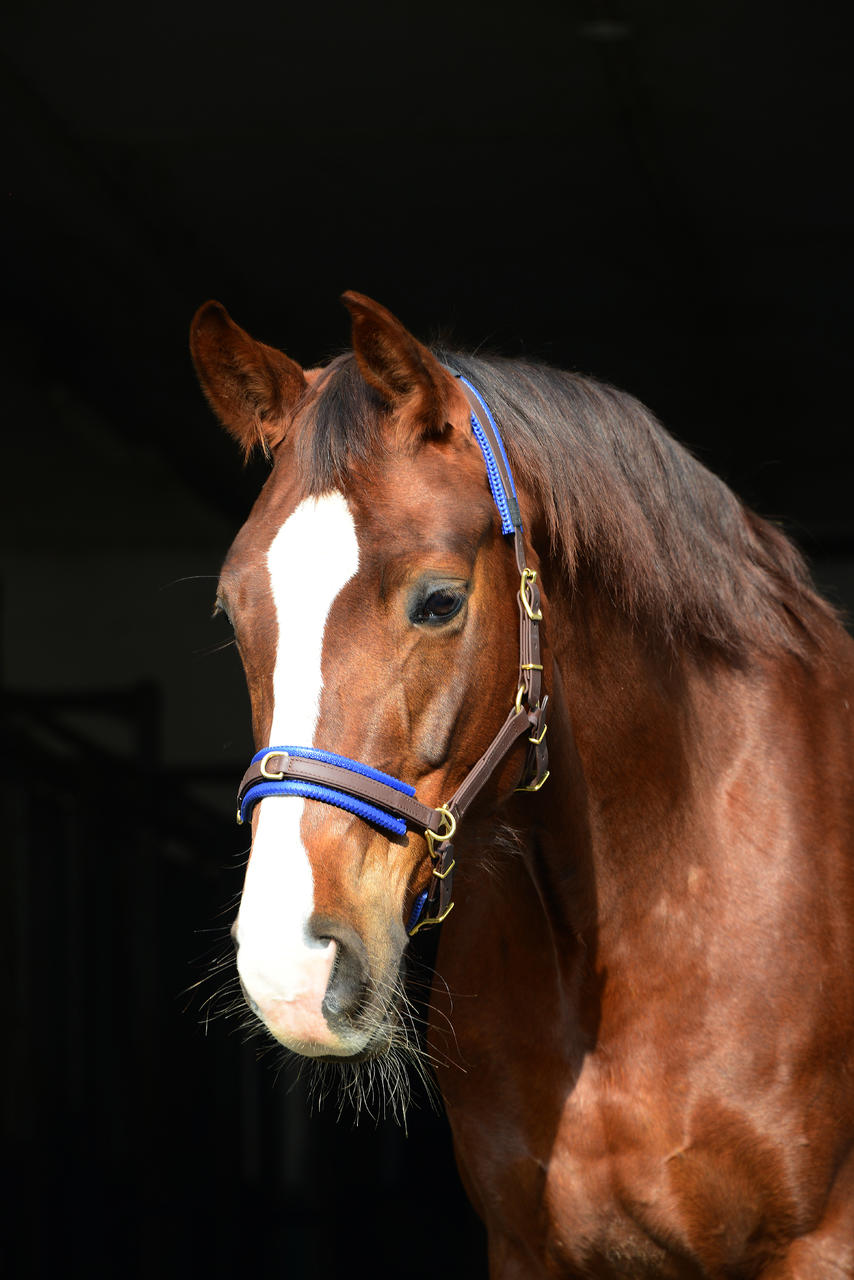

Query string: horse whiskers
205 892 243 920
403 962 473 1059
194 637 238 657
190 909 458 1120
159 574 221 590
181 931 245 1032
282 970 445 1128
304 1041 425 1130
186 953 237 991
369 978 453 1078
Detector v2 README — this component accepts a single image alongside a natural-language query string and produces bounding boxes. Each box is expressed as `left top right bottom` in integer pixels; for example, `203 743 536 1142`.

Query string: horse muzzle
235 915 397 1058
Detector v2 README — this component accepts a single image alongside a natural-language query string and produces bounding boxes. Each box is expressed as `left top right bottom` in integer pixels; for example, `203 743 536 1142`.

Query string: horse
190 292 854 1277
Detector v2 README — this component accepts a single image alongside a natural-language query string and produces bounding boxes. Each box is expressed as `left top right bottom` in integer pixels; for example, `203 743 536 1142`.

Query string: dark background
3 2 852 1276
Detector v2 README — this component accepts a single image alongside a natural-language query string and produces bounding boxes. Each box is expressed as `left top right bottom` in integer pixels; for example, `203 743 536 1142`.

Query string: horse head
190 294 544 1063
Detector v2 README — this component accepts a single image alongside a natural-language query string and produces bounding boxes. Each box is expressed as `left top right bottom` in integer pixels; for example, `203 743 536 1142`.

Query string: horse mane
295 349 835 659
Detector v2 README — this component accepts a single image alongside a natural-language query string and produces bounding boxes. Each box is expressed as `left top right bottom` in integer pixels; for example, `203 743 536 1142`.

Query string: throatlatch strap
234 370 549 935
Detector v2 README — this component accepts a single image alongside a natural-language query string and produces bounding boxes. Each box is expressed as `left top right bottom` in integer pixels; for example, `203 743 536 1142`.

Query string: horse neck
429 582 711 1080
431 570 785 1097
515 577 734 946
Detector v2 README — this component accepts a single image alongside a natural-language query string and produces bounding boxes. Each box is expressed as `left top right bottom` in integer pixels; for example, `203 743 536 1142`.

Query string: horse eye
411 588 465 626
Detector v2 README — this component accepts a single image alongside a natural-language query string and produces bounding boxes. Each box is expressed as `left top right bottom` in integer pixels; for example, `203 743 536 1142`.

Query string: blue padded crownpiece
456 374 522 536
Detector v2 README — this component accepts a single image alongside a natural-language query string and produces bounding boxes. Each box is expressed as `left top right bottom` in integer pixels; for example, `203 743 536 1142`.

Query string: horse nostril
316 923 370 1023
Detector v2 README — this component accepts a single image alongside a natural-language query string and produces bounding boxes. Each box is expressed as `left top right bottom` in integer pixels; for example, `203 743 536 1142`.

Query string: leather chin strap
235 373 549 935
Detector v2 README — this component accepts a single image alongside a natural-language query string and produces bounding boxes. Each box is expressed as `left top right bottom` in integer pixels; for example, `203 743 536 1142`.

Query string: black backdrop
3 3 852 1277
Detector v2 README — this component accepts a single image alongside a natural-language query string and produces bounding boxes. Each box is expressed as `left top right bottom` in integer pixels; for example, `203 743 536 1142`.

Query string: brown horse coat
191 294 854 1277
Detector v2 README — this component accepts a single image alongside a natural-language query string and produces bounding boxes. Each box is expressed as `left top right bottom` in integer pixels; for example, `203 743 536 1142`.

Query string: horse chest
447 1058 801 1279
538 1096 700 1278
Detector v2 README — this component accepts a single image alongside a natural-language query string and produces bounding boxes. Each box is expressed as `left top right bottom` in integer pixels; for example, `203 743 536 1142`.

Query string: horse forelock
292 355 388 497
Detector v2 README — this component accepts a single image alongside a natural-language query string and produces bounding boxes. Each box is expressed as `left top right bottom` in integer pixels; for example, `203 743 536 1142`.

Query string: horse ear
341 291 455 439
190 301 307 457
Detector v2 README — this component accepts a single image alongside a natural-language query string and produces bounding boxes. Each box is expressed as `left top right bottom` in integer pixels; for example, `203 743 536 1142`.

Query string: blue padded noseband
238 746 414 835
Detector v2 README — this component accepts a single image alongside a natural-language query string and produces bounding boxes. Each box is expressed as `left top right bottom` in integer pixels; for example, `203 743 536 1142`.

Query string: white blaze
235 492 359 1046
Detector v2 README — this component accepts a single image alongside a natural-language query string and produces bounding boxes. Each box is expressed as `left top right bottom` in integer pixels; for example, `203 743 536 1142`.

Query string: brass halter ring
425 804 457 858
259 750 287 780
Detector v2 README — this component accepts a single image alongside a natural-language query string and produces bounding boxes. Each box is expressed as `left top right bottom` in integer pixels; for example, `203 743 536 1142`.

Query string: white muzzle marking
234 492 360 1052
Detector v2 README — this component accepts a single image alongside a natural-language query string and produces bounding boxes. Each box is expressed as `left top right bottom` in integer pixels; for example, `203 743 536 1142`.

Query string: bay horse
190 293 854 1277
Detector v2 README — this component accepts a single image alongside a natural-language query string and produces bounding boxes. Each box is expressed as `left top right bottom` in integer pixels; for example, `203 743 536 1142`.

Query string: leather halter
235 373 549 934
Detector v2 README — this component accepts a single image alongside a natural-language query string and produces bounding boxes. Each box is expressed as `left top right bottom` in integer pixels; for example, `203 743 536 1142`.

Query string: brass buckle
425 804 456 858
529 720 548 746
432 856 456 881
520 568 543 622
408 901 455 935
516 770 550 793
260 750 287 781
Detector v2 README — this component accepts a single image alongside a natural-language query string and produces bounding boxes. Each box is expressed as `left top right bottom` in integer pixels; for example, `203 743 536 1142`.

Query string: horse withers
190 293 854 1277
